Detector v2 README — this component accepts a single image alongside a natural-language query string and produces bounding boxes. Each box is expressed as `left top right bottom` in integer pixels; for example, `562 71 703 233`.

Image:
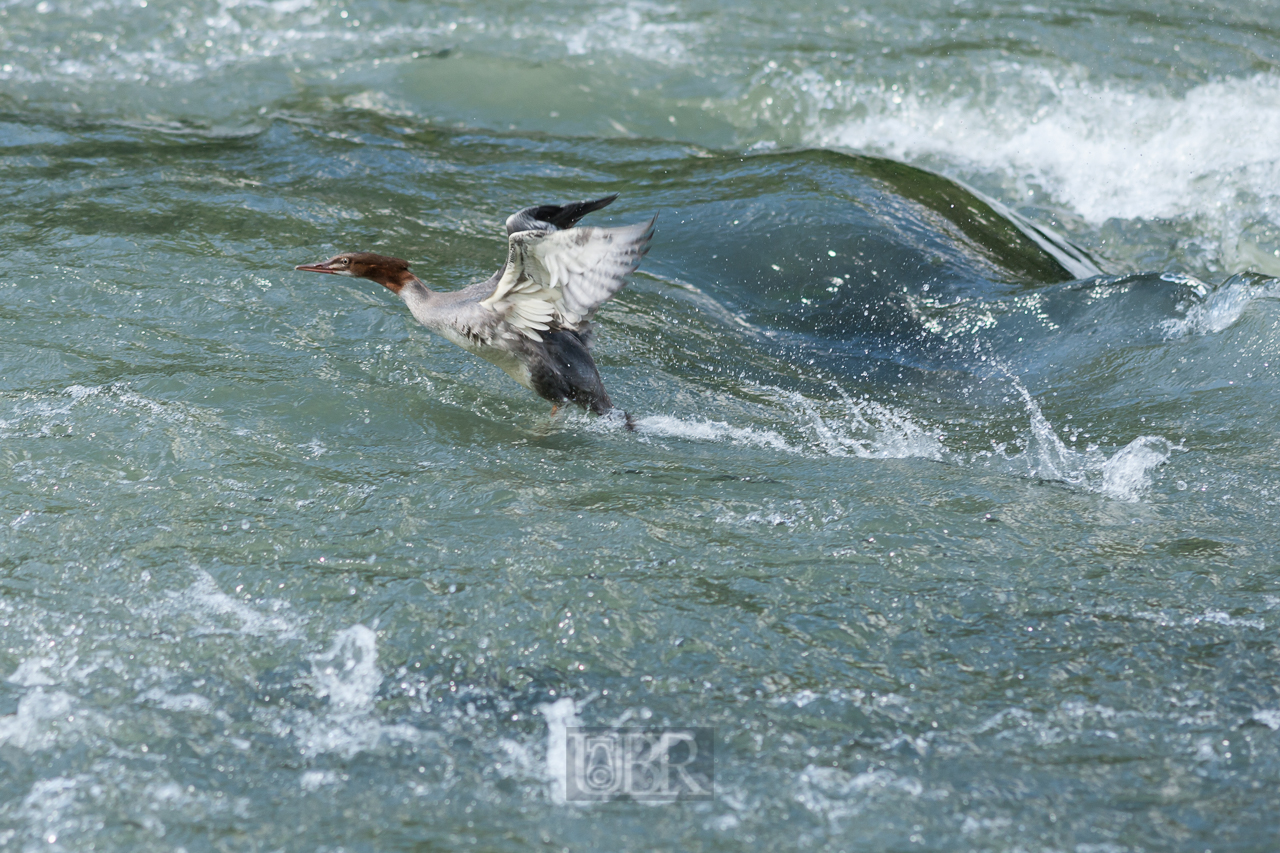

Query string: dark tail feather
543 194 618 229
508 195 618 235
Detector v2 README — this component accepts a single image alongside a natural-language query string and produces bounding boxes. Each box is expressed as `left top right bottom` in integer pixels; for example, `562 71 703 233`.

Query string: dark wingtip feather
635 214 658 257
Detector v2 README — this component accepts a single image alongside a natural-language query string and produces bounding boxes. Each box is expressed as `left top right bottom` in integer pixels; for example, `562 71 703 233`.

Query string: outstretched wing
480 217 656 341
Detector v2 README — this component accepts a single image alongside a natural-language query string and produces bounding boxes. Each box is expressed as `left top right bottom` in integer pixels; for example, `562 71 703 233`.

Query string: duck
295 195 655 423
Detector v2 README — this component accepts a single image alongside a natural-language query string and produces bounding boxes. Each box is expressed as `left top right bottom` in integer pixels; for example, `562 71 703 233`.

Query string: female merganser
296 195 655 421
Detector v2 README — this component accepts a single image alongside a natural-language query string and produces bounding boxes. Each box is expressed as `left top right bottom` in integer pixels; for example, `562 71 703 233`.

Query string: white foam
159 570 300 639
769 687 868 709
8 656 59 687
1101 605 1264 631
633 385 944 462
62 385 102 401
961 815 1014 835
136 688 214 715
716 509 799 528
803 70 1280 243
299 769 341 791
1 383 198 443
1185 610 1265 630
17 775 83 846
0 688 77 751
794 764 924 826
538 696 582 805
557 1 700 66
634 415 798 452
973 706 1036 735
495 736 541 783
292 625 421 758
311 625 381 712
0 390 80 439
1252 710 1280 731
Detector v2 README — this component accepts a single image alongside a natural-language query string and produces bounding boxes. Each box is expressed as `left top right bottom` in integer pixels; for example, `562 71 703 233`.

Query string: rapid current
1 2 1279 851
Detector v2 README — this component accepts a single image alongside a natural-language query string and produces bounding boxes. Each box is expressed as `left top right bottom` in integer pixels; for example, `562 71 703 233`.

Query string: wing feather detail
480 216 655 341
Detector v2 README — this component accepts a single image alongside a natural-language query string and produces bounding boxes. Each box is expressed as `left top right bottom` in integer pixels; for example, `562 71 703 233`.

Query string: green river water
2 1 1280 851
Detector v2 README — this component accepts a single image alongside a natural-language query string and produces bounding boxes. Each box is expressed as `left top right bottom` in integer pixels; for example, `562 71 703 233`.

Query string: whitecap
136 688 214 715
556 1 702 66
1185 610 1264 630
299 769 341 791
800 69 1280 271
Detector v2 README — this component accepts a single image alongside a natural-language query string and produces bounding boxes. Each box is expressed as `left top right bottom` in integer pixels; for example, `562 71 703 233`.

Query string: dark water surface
2 2 1280 851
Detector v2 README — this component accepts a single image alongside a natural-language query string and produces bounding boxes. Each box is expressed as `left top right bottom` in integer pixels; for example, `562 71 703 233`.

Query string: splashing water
311 625 381 712
1100 437 1177 502
3 2 1278 849
1161 272 1280 338
633 415 799 452
632 384 944 461
982 380 1174 502
295 625 420 759
622 378 1168 501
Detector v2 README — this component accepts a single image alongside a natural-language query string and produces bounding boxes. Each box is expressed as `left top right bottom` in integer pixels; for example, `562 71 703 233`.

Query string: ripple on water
1 2 1279 849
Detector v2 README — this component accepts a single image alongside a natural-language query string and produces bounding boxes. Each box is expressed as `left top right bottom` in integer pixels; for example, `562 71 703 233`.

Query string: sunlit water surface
1 1 1279 851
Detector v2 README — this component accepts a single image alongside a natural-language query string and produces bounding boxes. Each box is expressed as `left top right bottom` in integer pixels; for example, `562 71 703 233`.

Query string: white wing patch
479 218 654 341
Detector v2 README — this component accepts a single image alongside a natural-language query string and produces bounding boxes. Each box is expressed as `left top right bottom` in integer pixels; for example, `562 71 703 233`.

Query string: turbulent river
2 1 1279 851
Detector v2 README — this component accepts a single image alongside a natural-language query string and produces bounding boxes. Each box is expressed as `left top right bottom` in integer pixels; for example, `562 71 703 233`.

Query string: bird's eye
341 258 350 265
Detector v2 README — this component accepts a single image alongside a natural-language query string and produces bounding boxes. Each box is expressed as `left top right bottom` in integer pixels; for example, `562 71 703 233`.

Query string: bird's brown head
295 252 414 294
